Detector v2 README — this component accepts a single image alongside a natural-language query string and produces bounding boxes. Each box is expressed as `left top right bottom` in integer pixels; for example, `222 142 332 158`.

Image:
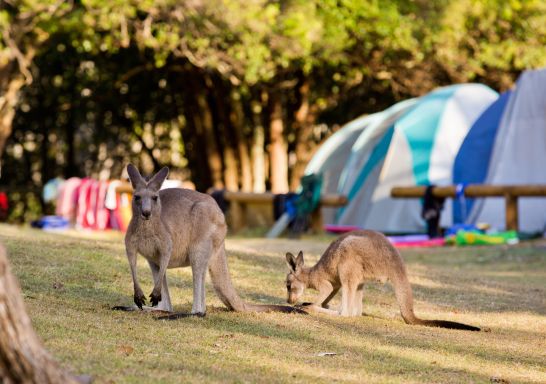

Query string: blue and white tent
467 68 546 232
305 83 505 233
453 91 512 224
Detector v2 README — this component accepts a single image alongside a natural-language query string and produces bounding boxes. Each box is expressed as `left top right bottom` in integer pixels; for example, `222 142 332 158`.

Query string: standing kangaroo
285 230 480 331
117 164 302 317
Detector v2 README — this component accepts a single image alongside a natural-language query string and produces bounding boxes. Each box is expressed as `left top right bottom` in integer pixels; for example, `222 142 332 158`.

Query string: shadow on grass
148 310 527 384
312 313 544 374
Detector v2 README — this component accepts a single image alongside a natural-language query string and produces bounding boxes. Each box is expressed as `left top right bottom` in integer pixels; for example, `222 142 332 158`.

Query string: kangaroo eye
152 196 158 202
134 195 141 201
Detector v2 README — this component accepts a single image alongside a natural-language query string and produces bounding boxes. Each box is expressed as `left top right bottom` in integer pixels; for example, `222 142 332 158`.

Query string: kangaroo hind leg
353 284 364 316
189 241 213 315
340 282 359 317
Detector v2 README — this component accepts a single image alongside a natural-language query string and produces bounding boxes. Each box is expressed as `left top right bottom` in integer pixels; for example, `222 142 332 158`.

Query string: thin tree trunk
40 106 50 212
230 91 252 192
223 147 238 191
181 111 211 191
196 91 224 189
63 82 79 178
268 91 289 193
251 96 266 193
0 243 87 384
290 78 316 190
210 77 239 191
0 76 25 159
174 79 211 191
0 36 36 159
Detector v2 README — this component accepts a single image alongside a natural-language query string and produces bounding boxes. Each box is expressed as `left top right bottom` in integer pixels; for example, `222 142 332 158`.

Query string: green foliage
435 0 546 83
2 0 546 220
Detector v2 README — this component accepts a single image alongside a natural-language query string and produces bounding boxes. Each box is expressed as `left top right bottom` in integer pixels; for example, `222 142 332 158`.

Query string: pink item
86 180 100 228
55 177 82 222
391 238 446 248
95 181 111 230
76 178 94 229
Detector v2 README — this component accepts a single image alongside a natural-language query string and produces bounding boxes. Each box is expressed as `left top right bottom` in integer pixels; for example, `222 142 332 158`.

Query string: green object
446 230 519 246
289 174 323 235
295 174 323 218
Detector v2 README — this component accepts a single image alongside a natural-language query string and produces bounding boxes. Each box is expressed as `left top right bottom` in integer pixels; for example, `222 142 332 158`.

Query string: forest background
1 0 545 221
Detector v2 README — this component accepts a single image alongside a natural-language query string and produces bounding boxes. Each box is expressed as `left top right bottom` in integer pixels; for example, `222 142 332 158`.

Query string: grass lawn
1 223 545 384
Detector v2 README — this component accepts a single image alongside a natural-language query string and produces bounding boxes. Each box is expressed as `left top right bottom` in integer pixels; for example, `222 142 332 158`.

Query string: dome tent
467 68 546 233
304 112 382 225
305 99 417 225
305 83 499 233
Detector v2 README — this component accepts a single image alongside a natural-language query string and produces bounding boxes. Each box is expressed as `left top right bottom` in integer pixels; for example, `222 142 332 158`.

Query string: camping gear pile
34 177 133 231
36 177 181 231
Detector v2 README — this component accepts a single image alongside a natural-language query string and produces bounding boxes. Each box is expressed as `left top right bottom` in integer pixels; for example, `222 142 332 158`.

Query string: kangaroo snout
141 211 151 219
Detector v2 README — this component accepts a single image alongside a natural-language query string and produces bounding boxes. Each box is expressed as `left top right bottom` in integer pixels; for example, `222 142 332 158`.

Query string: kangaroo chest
140 235 192 268
135 233 164 261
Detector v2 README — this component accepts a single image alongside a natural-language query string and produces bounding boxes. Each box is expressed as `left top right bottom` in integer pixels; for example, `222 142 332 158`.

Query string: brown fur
286 230 480 331
120 164 303 317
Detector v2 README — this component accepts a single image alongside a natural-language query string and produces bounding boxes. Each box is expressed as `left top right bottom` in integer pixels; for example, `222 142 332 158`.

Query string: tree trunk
290 78 316 190
0 244 86 384
251 97 266 193
230 91 253 192
209 77 239 191
40 111 50 213
63 82 79 178
174 77 211 191
268 91 289 193
223 147 238 191
196 91 224 189
0 75 25 159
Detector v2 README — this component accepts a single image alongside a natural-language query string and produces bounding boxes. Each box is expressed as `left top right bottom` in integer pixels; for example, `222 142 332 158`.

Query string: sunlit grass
1 224 545 383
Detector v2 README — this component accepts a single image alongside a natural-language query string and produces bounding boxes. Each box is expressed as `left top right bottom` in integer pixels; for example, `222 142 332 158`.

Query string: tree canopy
1 0 545 221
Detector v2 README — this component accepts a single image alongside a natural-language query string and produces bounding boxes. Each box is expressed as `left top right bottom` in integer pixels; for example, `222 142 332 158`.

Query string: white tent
469 68 546 232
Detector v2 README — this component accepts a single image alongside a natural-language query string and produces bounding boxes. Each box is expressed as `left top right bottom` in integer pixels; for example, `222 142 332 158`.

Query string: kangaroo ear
127 164 146 190
286 252 297 272
296 251 304 269
147 166 169 191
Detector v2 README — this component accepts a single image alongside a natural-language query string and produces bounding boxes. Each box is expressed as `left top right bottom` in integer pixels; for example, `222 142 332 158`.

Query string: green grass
1 223 545 384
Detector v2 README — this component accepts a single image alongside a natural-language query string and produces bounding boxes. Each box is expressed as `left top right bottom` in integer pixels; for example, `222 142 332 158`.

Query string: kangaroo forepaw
149 290 161 307
134 292 146 309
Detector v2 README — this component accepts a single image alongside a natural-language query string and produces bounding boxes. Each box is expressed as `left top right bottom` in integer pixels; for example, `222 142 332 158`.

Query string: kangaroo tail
393 270 480 332
208 247 305 314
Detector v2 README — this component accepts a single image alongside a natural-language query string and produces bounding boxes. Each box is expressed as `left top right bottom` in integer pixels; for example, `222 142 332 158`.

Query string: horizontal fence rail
391 184 546 231
115 183 348 233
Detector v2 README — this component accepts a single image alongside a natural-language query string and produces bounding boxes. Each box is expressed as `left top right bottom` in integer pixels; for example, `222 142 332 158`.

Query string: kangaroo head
126 164 169 221
285 251 306 304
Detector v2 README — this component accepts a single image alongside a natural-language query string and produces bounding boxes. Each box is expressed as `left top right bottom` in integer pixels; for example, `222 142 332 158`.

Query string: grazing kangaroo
285 230 480 331
116 164 302 318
